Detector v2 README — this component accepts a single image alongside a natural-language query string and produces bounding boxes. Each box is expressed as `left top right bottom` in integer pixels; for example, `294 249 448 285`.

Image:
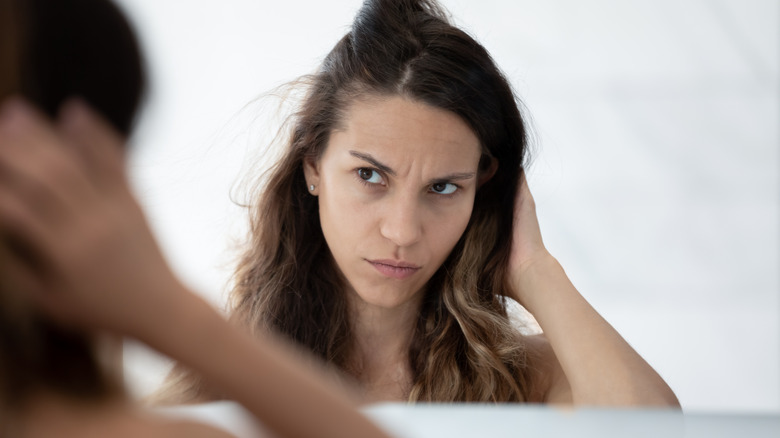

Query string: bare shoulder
155 419 237 438
523 333 572 404
111 415 238 438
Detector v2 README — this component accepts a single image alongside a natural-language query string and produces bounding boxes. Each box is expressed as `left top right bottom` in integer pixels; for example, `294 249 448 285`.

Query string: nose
380 192 423 248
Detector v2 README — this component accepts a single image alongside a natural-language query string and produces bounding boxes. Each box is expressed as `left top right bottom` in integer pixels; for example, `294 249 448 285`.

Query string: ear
477 156 498 187
302 155 320 189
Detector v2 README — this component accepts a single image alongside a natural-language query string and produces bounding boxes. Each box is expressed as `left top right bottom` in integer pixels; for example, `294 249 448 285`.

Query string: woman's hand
0 98 185 340
0 98 396 438
503 171 679 407
507 172 553 304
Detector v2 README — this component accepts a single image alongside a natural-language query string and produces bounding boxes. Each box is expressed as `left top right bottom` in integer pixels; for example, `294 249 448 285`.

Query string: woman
0 0 390 437
0 0 224 434
158 0 679 405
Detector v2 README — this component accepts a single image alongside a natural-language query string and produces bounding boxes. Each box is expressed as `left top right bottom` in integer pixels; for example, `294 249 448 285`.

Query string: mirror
115 0 779 414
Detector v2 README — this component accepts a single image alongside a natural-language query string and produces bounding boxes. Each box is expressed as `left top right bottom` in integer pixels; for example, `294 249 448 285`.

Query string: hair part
158 0 538 404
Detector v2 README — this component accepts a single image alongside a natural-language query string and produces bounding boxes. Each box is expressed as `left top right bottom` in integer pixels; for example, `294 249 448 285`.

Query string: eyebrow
348 150 476 183
349 151 395 176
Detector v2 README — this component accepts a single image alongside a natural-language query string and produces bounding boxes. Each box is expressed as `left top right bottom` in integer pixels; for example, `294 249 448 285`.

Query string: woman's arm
509 174 679 407
0 98 392 438
138 279 390 438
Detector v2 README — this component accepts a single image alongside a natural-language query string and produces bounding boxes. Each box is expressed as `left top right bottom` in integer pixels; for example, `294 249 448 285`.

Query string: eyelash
430 181 459 196
354 167 461 198
356 168 384 186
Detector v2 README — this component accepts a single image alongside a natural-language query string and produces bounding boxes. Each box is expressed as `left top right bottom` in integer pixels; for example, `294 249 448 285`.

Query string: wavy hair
158 0 539 403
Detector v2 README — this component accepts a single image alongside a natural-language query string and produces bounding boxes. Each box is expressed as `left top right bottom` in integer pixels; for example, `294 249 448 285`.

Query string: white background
113 0 779 413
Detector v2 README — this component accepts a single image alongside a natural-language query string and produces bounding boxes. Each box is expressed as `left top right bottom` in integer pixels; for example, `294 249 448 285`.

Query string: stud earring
309 185 315 191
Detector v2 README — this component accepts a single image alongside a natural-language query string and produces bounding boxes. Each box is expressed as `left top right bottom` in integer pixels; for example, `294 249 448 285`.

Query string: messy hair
158 0 537 403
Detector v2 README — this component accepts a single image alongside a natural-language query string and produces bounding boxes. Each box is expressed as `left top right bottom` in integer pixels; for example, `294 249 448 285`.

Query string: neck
345 289 422 391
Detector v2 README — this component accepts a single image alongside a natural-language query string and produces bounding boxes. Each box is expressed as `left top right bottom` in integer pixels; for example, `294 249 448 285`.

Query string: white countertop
158 401 779 438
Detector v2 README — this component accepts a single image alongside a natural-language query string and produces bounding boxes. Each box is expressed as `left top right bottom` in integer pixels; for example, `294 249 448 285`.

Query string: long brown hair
160 0 538 403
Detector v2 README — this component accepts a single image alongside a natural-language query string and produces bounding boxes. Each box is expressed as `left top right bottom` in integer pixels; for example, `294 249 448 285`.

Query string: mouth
367 259 421 280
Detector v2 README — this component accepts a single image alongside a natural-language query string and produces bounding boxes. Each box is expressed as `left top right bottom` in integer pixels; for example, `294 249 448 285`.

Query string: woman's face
304 95 482 312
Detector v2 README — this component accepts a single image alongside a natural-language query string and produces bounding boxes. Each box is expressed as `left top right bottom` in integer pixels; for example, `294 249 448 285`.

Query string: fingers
0 97 130 298
518 169 533 197
508 169 546 278
0 100 70 258
58 98 127 190
515 169 536 217
0 100 67 215
0 97 151 334
0 96 128 237
0 176 57 263
0 99 98 227
0 97 127 196
0 98 60 145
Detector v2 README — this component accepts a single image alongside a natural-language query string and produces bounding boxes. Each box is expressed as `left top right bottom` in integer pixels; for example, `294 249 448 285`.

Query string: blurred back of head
0 0 145 136
0 0 146 411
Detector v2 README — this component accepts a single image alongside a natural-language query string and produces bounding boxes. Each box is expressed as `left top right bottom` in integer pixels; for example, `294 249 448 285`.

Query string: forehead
328 95 482 168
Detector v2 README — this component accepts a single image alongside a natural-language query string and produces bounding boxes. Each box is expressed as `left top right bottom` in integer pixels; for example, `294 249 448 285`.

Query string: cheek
318 176 371 245
428 202 474 257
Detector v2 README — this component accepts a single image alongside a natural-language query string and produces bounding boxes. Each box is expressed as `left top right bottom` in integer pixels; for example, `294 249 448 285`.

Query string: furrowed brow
349 151 396 176
428 172 477 184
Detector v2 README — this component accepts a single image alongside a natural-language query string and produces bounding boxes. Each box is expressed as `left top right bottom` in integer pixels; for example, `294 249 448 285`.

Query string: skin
0 94 679 410
12 394 231 438
304 95 482 401
305 94 680 406
0 98 393 438
509 183 679 405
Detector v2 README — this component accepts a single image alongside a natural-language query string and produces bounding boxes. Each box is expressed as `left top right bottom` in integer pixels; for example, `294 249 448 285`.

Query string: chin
350 284 420 311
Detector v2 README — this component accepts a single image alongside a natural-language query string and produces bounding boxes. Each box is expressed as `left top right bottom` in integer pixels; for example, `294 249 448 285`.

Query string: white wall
114 0 779 413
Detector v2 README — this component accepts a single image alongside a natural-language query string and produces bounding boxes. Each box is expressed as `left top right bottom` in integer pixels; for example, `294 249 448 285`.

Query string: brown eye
358 168 373 180
431 182 457 195
357 168 383 184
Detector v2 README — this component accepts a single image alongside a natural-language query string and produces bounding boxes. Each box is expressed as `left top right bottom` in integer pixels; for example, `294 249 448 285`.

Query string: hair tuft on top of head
163 0 534 405
349 0 450 82
354 0 450 32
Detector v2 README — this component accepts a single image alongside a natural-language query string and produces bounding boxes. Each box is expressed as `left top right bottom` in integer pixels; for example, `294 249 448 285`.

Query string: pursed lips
367 259 421 280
